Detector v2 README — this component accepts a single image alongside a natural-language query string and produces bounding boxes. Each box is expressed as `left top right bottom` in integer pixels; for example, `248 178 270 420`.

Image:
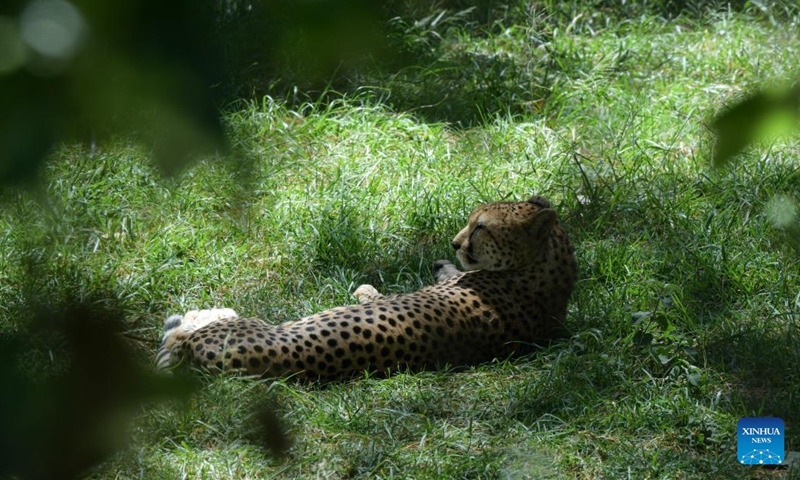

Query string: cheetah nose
451 241 460 250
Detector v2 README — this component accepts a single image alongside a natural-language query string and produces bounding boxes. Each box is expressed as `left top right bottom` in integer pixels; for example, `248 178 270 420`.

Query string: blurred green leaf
0 303 197 480
766 194 800 253
711 83 800 168
0 0 225 185
0 269 197 479
251 400 292 457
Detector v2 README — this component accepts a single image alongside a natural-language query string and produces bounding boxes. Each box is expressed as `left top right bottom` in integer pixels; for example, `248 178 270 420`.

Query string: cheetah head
451 195 558 271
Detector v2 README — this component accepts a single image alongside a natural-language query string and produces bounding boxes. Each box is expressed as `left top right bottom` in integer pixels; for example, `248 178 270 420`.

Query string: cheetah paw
157 307 239 372
433 259 462 283
180 308 239 333
353 284 382 304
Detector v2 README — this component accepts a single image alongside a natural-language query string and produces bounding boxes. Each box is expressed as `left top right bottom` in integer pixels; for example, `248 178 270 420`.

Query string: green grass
2 3 800 479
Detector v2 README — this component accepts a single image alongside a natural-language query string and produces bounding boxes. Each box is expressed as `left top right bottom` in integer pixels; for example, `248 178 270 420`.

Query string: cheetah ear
527 196 551 208
526 208 557 240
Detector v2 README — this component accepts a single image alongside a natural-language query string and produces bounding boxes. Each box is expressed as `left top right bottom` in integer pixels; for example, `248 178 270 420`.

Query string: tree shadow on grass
219 0 783 128
705 323 800 443
546 174 800 455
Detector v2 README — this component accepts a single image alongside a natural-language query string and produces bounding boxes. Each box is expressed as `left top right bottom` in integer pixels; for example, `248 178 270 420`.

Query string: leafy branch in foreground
711 82 800 169
711 82 800 252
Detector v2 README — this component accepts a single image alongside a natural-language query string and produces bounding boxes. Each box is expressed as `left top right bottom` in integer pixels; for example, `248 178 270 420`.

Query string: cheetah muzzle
155 195 577 380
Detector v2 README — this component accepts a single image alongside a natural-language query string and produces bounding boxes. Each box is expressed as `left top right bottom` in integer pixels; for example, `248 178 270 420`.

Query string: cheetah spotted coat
156 196 577 380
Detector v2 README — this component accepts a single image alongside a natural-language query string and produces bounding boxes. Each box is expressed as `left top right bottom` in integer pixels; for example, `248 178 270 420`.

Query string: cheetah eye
469 223 485 240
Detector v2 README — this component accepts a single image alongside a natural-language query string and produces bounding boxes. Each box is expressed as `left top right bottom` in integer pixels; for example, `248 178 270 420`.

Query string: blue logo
738 417 784 465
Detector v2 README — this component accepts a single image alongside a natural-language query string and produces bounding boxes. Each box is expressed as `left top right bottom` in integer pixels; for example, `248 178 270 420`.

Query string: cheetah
155 196 577 380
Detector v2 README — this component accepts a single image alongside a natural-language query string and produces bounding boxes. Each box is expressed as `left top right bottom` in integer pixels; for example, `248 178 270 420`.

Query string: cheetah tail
154 308 239 372
155 314 185 372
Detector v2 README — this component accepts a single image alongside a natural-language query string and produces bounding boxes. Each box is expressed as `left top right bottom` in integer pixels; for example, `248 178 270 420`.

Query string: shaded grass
1 3 800 479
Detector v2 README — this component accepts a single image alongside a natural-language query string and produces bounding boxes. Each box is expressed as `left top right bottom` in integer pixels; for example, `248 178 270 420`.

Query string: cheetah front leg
433 259 462 283
353 284 384 304
354 260 462 305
